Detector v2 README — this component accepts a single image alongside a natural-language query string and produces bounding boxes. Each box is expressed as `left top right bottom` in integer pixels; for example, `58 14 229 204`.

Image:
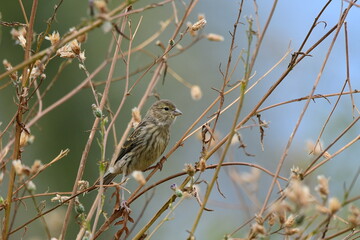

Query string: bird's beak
174 108 182 116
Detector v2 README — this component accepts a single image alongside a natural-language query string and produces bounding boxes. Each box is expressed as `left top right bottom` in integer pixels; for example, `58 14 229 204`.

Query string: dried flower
101 21 112 33
284 179 313 207
77 33 87 43
198 13 205 20
20 130 30 147
10 27 26 40
306 140 331 159
77 180 89 191
207 33 224 42
317 204 330 214
93 0 108 13
329 197 341 214
3 59 18 81
11 27 27 48
268 213 276 226
251 223 266 236
156 40 165 49
176 44 183 50
51 194 70 203
30 60 45 80
70 40 81 55
315 175 329 198
132 107 141 128
285 228 300 236
31 160 43 174
26 181 37 192
184 163 196 177
191 18 207 31
57 44 76 58
231 134 240 146
12 160 23 175
79 51 86 62
132 171 146 185
255 214 264 225
45 31 60 46
198 157 206 172
271 201 290 224
56 39 81 58
348 205 360 226
187 22 197 37
290 166 303 180
190 85 202 100
285 214 295 228
278 211 286 224
190 184 200 197
17 35 26 48
10 159 22 174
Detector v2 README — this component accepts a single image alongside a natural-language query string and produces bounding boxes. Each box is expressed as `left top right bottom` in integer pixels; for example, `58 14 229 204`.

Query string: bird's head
146 99 182 126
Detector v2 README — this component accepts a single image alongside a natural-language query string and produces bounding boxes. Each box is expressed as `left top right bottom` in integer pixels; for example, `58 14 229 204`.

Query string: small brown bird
100 99 182 185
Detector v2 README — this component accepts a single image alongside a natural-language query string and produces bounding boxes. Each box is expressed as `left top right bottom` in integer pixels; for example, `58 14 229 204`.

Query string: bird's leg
156 156 167 171
120 169 131 213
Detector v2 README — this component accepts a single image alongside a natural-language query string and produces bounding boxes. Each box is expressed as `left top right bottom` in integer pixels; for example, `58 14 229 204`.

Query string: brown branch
259 2 354 217
58 19 125 240
8 188 91 236
2 0 38 239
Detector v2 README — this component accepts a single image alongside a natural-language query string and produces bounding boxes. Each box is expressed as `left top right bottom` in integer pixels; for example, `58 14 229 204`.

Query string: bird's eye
164 107 169 111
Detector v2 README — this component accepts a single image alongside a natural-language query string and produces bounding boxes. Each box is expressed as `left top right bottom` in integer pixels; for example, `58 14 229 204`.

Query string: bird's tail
102 171 118 185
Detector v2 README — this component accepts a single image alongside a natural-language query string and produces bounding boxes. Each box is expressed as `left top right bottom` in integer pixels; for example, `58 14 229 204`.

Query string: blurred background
0 0 359 239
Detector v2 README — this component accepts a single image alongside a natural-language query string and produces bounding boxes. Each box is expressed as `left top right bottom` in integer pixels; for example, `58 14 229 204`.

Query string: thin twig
259 2 353 217
58 17 124 240
3 1 38 239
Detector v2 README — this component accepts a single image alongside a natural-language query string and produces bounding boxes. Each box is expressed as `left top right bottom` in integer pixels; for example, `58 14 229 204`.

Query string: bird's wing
115 122 146 162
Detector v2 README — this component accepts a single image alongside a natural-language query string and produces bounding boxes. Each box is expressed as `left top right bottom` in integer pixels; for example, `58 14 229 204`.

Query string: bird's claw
156 156 167 171
156 161 163 171
121 200 132 213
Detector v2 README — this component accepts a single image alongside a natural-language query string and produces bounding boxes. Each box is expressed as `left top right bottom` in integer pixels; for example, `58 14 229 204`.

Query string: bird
98 99 182 186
